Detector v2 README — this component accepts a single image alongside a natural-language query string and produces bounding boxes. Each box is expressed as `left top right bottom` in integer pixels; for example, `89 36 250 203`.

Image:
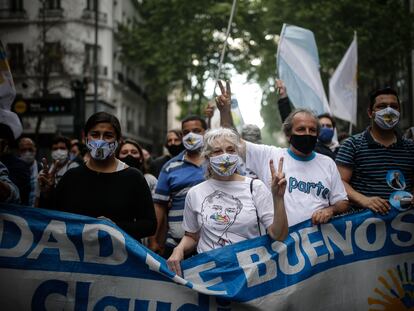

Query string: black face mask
121 155 143 170
166 143 185 157
290 134 317 155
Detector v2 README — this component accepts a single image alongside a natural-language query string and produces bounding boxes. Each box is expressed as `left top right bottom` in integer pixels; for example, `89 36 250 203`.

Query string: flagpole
348 122 353 135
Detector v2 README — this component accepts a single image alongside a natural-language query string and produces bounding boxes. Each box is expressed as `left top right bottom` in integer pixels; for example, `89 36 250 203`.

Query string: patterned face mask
209 153 239 176
374 107 400 130
86 139 118 160
182 132 204 151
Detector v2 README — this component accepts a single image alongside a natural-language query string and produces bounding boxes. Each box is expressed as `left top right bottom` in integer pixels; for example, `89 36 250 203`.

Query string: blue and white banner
0 204 413 310
277 24 330 115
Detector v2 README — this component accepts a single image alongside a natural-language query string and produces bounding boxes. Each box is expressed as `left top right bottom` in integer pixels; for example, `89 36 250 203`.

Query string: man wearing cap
336 87 414 213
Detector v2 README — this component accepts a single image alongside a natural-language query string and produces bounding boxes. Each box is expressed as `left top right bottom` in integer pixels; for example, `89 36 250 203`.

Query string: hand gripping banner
0 203 413 310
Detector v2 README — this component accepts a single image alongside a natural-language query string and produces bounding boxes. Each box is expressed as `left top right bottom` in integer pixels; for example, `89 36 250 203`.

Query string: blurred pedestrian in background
18 137 41 207
150 129 184 178
118 138 158 196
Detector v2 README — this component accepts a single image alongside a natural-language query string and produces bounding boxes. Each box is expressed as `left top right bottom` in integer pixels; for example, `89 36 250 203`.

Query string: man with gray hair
216 80 349 226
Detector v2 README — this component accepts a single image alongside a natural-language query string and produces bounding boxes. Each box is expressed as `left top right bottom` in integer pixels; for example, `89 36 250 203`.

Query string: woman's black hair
164 128 183 147
84 112 122 140
117 139 144 160
51 136 71 150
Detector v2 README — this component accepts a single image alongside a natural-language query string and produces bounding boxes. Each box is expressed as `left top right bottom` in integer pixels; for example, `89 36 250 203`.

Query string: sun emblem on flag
185 136 195 145
368 262 414 310
218 156 236 173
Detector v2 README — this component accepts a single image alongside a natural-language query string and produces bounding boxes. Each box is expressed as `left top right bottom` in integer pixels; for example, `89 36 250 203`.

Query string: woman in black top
53 112 156 240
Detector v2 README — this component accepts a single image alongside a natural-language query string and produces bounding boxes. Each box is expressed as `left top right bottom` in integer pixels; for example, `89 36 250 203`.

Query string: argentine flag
277 24 330 115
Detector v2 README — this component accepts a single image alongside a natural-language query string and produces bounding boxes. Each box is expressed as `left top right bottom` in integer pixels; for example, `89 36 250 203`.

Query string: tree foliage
116 1 239 116
117 0 413 133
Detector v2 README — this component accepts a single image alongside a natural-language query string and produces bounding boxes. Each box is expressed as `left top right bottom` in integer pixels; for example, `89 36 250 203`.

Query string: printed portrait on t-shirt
389 190 413 211
386 170 406 190
201 190 242 246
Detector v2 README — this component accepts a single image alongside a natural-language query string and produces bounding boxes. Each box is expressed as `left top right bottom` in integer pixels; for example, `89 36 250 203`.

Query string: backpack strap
250 178 262 236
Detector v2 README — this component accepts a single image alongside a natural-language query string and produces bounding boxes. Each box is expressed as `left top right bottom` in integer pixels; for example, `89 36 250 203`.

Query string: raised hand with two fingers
215 80 231 113
269 157 286 198
38 158 58 193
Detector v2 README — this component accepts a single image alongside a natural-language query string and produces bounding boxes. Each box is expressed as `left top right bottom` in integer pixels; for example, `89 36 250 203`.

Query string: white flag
329 34 358 125
277 24 330 115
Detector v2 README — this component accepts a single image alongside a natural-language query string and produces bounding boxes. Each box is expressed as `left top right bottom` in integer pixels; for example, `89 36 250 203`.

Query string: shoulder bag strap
250 178 262 236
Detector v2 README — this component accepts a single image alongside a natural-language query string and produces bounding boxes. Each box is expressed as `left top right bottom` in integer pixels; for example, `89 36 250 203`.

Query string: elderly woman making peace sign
167 127 288 277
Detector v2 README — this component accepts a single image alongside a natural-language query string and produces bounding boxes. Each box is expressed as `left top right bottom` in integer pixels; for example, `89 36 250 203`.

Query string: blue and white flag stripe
277 24 330 115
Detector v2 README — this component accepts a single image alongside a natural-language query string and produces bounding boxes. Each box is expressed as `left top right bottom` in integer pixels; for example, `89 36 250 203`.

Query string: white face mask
374 107 400 130
20 151 35 164
209 153 239 176
51 149 68 162
183 132 204 151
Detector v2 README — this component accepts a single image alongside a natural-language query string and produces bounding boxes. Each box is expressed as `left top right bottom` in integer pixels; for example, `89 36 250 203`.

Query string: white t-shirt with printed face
245 142 348 227
183 177 275 254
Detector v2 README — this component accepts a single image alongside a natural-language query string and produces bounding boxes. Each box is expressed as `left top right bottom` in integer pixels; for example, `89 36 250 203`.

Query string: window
11 0 23 11
0 0 23 11
86 0 98 11
6 43 24 73
45 0 61 10
45 42 63 73
84 43 102 74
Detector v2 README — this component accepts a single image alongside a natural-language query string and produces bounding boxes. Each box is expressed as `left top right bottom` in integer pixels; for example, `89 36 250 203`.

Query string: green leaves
116 0 413 131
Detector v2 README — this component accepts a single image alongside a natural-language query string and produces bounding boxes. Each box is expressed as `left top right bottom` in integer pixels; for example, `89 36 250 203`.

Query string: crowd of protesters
1 80 413 277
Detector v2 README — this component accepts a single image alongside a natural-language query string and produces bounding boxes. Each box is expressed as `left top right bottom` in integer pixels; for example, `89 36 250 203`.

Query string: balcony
0 9 27 20
84 65 108 77
81 9 107 24
38 8 64 19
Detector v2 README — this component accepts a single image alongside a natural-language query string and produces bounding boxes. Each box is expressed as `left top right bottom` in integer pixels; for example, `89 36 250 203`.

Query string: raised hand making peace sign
215 80 231 113
38 157 58 193
269 157 286 198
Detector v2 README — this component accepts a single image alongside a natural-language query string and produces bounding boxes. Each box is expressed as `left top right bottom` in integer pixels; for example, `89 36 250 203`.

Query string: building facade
0 0 169 154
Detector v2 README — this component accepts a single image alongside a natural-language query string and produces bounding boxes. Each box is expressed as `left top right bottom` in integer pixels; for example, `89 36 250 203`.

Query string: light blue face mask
209 153 239 176
86 139 118 160
183 132 204 151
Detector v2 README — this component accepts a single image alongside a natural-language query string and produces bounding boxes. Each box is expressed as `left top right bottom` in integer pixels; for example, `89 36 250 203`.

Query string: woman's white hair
201 127 241 159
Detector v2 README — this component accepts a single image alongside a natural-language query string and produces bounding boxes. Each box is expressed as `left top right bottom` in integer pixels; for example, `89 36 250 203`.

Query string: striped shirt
336 128 414 205
153 151 205 246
